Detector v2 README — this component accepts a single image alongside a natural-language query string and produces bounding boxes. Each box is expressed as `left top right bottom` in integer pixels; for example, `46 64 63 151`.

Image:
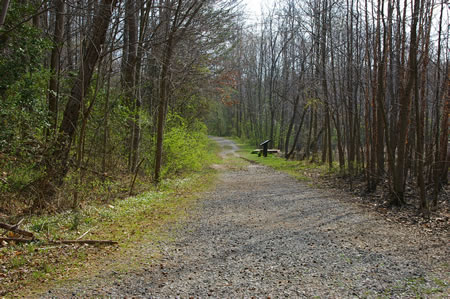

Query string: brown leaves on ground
0 240 119 296
315 172 449 238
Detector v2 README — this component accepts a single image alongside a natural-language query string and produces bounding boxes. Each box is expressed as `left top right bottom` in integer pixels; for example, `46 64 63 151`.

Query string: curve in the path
210 136 240 158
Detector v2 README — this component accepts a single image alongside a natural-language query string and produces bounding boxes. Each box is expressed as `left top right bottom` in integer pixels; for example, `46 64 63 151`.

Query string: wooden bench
251 149 280 155
251 140 280 157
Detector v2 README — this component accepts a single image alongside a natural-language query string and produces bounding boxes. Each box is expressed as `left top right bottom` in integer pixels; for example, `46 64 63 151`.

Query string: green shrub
161 113 210 178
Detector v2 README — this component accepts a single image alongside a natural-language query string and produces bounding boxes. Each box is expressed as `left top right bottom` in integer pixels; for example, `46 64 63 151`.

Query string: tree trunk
320 0 332 168
286 105 308 160
346 0 355 175
432 0 446 207
48 0 65 135
102 53 112 177
42 0 116 193
304 107 313 160
416 1 432 212
284 95 299 158
154 34 174 183
154 0 205 183
438 76 449 185
311 107 319 162
0 0 10 28
123 0 139 172
392 0 420 205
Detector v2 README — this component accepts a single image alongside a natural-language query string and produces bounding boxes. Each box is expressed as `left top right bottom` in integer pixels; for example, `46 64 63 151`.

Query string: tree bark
123 0 139 172
392 0 420 205
154 33 173 184
284 95 299 158
438 75 449 185
416 1 432 212
48 0 65 134
320 0 332 169
286 105 308 160
0 0 10 28
0 222 34 239
432 0 446 207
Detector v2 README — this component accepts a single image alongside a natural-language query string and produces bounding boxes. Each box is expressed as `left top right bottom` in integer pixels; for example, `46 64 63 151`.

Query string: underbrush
0 116 216 215
161 115 215 178
0 137 221 296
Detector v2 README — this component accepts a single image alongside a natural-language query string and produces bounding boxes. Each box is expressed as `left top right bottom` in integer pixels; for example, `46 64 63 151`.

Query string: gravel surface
40 137 449 298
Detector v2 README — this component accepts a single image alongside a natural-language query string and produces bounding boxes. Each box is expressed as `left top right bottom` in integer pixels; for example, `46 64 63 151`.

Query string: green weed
25 244 36 254
69 212 80 231
41 262 53 274
10 256 27 268
32 271 45 280
432 277 448 287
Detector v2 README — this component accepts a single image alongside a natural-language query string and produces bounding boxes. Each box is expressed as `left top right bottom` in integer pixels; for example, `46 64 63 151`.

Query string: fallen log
0 222 34 239
0 237 34 243
0 237 117 246
50 239 118 245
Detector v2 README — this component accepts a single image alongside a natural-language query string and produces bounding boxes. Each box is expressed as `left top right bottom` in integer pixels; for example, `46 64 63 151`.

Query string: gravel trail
41 137 449 298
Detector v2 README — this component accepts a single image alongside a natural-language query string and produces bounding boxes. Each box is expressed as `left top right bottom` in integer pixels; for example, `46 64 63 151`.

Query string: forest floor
25 138 450 297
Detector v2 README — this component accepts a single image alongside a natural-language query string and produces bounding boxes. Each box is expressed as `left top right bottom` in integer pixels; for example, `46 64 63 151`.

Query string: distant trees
210 0 449 212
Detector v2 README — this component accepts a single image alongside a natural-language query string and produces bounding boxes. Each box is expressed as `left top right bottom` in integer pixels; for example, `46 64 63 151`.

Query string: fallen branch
0 237 34 243
79 165 116 179
36 245 64 251
0 222 34 239
76 228 93 240
129 158 145 196
50 239 118 245
0 236 117 246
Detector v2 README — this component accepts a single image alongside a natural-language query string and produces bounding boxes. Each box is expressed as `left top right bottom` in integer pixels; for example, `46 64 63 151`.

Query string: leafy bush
0 2 51 198
161 113 210 178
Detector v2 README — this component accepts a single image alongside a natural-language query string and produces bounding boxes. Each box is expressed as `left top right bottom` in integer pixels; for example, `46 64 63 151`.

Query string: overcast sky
241 0 275 23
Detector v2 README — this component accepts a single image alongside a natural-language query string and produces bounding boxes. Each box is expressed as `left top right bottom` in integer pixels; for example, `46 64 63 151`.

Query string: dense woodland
0 0 448 215
209 0 449 212
0 0 240 212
